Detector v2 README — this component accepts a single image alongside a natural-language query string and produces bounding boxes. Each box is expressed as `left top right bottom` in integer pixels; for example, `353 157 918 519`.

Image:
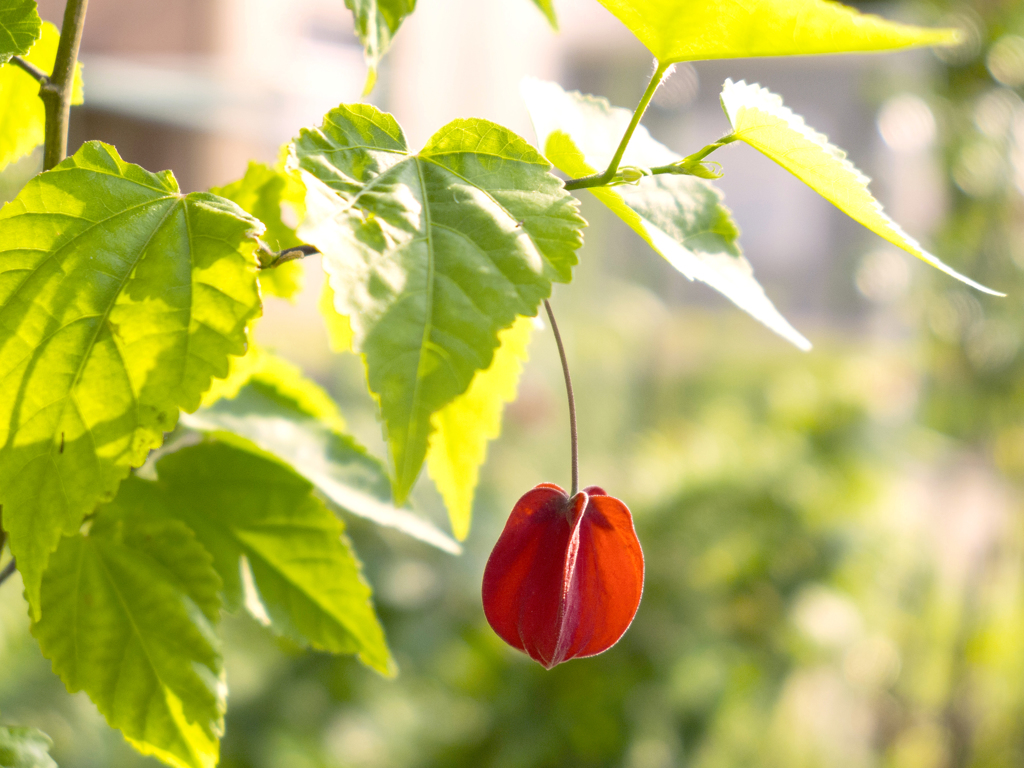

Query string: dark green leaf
292 104 585 501
0 0 40 65
0 141 263 616
182 348 461 554
209 162 306 300
122 440 394 676
31 524 224 768
344 0 417 93
0 726 57 768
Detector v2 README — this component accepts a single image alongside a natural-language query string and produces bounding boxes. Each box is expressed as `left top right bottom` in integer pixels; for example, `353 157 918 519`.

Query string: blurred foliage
6 1 1024 766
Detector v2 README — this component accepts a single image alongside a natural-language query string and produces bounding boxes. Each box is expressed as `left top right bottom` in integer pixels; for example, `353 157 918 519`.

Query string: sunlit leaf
199 345 344 429
522 78 810 350
720 79 1000 295
344 0 417 94
120 441 395 675
0 21 84 172
594 0 958 64
32 520 224 768
0 726 57 768
319 279 353 353
0 0 40 65
292 103 585 503
183 347 461 554
0 141 263 615
529 0 558 29
427 315 534 540
210 161 306 300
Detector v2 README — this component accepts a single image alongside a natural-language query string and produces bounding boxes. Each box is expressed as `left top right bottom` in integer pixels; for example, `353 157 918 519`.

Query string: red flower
482 483 644 669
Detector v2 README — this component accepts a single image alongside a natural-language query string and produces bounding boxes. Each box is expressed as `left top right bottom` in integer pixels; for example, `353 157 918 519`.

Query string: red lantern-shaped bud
482 483 644 669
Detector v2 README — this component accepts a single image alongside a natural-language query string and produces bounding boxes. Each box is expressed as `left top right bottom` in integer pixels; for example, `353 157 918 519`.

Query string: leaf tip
451 513 471 542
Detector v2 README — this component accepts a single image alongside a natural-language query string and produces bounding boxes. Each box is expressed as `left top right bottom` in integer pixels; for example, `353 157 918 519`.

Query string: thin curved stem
543 299 578 497
563 60 672 192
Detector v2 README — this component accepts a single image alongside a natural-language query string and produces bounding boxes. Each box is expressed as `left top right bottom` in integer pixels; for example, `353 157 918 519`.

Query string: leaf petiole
8 55 50 85
563 60 672 191
0 559 15 588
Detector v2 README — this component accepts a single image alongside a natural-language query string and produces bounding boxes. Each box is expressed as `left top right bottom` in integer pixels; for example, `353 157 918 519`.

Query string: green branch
41 0 89 170
563 60 672 192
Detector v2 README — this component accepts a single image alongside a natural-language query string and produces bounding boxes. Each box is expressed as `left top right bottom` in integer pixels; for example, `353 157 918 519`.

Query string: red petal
482 485 583 667
559 493 644 661
482 483 644 668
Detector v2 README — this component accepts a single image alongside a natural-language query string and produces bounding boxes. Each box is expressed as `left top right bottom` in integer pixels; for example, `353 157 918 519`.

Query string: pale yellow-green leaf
522 78 810 351
720 79 1000 295
319 279 354 354
0 22 84 171
209 162 307 301
200 346 346 432
595 0 958 65
427 316 533 540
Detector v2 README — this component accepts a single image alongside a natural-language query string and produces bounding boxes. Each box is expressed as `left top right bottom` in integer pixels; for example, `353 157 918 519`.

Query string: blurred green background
6 0 1024 766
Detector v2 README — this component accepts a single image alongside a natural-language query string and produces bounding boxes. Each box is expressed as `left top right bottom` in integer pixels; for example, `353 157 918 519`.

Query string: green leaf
292 104 585 503
427 315 533 540
521 79 810 351
319 279 354 353
719 79 1001 296
0 726 57 768
0 21 84 172
183 347 461 554
209 162 306 300
31 523 224 768
198 345 345 428
0 0 41 65
594 0 959 64
0 141 263 616
89 509 224 626
344 0 417 94
126 440 395 675
529 0 558 29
